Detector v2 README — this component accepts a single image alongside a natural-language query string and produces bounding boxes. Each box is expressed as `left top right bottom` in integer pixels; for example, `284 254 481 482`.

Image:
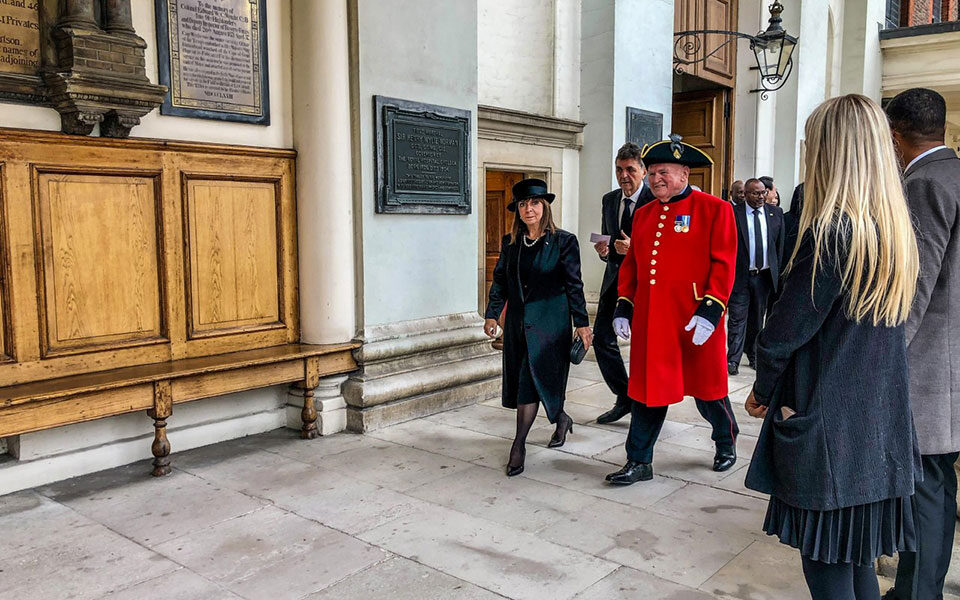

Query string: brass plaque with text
157 0 270 124
0 0 40 76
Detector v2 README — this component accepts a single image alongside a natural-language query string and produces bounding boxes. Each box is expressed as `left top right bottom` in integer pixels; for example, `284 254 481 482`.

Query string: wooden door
672 89 730 199
674 0 738 87
484 171 524 300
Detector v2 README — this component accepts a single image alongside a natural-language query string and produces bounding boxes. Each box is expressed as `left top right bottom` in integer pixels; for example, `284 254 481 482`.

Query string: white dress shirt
905 145 949 173
746 204 769 270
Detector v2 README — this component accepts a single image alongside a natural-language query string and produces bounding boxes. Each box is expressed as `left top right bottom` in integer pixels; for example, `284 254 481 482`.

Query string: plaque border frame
155 0 271 125
625 106 663 148
374 95 472 216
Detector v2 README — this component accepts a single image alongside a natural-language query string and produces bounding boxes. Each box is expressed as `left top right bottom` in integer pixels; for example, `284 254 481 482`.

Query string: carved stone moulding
45 19 167 138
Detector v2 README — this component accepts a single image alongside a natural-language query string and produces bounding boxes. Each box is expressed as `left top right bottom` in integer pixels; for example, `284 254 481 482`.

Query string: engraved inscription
393 121 463 195
0 0 40 76
166 0 262 116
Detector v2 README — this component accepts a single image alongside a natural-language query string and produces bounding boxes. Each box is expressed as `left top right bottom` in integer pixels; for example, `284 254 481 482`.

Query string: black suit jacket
599 185 656 296
733 202 785 291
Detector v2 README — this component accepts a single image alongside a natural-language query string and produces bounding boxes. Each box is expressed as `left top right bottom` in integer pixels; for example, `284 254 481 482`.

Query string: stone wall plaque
375 96 471 215
155 0 270 124
0 0 44 104
626 107 663 149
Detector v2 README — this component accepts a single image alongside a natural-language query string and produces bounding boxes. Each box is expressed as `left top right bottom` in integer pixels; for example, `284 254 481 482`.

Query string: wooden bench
0 343 359 476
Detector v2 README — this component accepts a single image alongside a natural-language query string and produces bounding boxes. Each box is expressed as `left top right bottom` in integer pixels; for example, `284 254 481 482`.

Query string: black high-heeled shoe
548 413 574 448
506 445 525 477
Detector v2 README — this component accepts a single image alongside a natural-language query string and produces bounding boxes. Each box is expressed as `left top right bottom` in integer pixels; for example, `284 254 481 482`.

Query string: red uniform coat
617 188 737 407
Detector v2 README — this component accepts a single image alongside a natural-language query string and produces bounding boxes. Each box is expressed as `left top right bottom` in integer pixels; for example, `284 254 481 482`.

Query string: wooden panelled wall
0 129 299 387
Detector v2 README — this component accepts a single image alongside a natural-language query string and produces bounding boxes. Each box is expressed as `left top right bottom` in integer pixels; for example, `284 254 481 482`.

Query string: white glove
613 317 631 340
684 316 715 346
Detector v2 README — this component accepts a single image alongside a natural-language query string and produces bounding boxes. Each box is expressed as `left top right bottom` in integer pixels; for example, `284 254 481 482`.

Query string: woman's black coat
484 229 589 423
745 230 921 511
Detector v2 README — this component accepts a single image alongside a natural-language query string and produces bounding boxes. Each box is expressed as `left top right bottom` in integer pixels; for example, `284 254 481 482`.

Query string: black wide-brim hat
641 133 714 169
508 178 555 211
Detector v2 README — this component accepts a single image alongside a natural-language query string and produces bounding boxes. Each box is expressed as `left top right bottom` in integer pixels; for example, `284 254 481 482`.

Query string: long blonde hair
791 94 918 326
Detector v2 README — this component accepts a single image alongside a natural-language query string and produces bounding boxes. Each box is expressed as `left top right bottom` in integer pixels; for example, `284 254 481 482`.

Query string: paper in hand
590 233 611 244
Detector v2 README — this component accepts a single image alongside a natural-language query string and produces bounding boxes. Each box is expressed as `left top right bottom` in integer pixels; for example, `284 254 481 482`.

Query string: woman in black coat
744 95 921 599
484 178 592 477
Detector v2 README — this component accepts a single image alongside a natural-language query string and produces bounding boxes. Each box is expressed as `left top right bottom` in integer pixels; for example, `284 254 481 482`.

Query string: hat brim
507 193 555 211
641 140 714 169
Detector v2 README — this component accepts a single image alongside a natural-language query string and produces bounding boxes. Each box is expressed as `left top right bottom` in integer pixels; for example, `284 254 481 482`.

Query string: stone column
103 0 136 36
291 0 357 347
58 0 99 29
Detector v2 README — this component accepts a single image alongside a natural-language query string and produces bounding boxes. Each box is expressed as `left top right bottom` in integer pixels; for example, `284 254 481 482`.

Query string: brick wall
895 0 959 25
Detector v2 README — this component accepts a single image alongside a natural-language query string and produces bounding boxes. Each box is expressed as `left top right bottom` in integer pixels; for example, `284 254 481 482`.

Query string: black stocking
509 403 539 467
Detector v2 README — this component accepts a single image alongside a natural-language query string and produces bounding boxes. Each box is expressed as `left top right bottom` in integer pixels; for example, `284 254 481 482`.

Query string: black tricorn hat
641 133 714 169
508 178 555 211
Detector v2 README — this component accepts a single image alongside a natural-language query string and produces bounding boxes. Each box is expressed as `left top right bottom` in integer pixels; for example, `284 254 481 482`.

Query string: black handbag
570 336 587 364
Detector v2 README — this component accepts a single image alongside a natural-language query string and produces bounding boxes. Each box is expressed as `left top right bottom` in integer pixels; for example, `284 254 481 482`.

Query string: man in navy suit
726 178 784 375
593 143 655 424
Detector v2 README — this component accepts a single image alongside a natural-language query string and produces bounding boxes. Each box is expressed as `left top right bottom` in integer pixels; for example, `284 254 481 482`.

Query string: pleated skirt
762 495 917 566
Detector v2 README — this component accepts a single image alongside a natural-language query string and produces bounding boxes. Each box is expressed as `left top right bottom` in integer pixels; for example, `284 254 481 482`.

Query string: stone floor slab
0 518 179 600
0 491 100 560
573 566 716 599
152 505 387 599
564 383 619 409
369 418 519 463
519 451 687 509
699 540 809 599
528 422 627 460
596 441 750 486
304 556 506 599
101 568 243 600
318 438 475 493
427 403 552 440
538 497 755 587
358 504 617 600
664 426 759 460
38 463 266 547
407 463 598 534
647 482 771 543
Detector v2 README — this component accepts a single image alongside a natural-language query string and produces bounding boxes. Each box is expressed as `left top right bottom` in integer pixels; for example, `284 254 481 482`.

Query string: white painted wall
578 0 674 294
479 0 555 115
0 0 293 147
355 0 480 327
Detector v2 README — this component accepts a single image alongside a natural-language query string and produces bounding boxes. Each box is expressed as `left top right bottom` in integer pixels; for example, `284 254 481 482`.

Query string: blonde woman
744 95 921 599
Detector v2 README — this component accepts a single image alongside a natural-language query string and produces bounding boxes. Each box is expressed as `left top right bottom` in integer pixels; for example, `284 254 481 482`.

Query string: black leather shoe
880 589 900 600
713 447 737 472
606 461 653 485
727 363 739 376
747 359 756 370
548 413 573 448
596 402 631 425
506 445 525 477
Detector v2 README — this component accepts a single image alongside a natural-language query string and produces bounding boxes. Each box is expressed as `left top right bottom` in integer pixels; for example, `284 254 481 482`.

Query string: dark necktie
753 208 764 270
619 197 634 237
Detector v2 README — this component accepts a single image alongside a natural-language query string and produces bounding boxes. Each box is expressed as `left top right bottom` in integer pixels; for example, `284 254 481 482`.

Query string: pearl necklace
523 234 540 247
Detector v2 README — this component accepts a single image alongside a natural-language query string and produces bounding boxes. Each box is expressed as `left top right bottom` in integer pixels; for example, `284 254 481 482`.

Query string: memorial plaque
626 107 663 149
0 0 40 76
155 0 270 124
375 96 471 215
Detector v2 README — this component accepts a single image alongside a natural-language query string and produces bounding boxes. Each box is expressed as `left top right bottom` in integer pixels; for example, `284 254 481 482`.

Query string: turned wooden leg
148 411 172 476
300 386 319 439
148 381 173 476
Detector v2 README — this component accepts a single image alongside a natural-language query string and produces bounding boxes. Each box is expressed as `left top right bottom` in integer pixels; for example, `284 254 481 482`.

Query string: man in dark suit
884 88 960 600
726 178 784 375
593 143 655 424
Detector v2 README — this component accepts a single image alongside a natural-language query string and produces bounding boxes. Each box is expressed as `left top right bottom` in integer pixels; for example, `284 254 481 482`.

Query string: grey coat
904 147 960 455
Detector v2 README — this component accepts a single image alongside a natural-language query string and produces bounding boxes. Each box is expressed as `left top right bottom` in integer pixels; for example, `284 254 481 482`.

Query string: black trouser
625 396 739 463
801 557 880 600
893 451 959 600
593 285 630 406
727 269 774 366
